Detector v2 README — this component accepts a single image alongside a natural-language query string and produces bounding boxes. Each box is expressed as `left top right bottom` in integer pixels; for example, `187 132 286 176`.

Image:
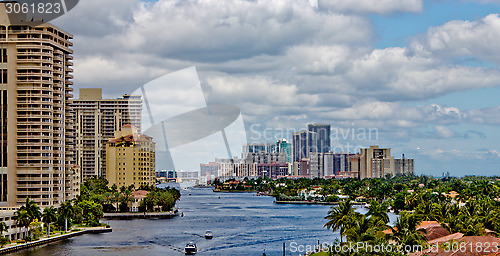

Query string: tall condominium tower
0 8 78 207
72 88 142 180
307 123 331 153
292 130 317 162
276 139 292 163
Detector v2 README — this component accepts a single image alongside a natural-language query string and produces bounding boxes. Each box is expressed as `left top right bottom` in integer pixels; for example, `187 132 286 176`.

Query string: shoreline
212 190 257 193
102 210 178 220
0 227 112 254
275 201 365 205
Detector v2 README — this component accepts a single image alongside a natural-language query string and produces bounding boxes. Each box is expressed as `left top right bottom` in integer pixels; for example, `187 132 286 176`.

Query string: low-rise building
0 210 23 240
129 190 149 212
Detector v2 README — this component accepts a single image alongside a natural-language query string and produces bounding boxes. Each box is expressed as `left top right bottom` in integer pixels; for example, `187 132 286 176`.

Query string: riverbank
102 210 178 220
213 189 257 193
0 226 112 254
275 200 365 205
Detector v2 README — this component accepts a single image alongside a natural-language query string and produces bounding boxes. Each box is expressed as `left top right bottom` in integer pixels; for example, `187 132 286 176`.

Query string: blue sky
54 0 500 176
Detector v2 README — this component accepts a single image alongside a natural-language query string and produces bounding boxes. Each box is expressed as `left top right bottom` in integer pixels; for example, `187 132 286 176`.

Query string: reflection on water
6 188 396 256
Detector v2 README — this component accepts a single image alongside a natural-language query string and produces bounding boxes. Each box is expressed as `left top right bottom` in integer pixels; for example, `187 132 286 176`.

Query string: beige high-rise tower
0 5 79 207
72 88 142 180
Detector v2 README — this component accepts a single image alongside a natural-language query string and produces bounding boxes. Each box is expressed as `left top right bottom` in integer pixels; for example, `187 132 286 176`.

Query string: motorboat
205 230 213 239
185 241 197 255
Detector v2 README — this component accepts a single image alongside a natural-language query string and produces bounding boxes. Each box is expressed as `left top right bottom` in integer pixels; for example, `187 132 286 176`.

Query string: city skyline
51 0 500 176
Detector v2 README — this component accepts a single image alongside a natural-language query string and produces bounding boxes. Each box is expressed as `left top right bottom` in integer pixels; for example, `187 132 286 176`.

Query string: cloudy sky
54 0 500 176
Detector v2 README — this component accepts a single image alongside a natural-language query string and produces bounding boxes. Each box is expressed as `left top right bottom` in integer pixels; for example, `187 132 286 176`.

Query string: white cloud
409 14 500 64
433 125 458 139
206 75 320 113
51 0 500 173
319 101 466 127
318 0 423 15
465 106 500 125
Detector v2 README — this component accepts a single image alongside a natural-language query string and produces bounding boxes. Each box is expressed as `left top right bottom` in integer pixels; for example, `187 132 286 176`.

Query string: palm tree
345 214 377 243
324 200 358 243
415 201 438 221
367 200 390 224
23 197 41 222
14 209 30 239
0 222 7 238
58 201 74 232
390 212 426 250
119 190 134 212
42 206 58 237
404 193 419 211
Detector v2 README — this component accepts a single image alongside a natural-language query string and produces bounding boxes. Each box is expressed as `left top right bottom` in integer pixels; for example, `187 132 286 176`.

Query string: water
7 188 395 256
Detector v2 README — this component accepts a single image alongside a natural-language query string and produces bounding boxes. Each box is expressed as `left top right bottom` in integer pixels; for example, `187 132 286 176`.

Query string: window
0 49 6 63
0 69 6 84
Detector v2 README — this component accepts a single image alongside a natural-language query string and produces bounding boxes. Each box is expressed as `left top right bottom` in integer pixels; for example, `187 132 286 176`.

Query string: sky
52 0 500 176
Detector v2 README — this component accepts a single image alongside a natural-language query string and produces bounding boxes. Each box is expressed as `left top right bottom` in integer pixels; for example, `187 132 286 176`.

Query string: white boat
205 230 213 239
185 241 197 255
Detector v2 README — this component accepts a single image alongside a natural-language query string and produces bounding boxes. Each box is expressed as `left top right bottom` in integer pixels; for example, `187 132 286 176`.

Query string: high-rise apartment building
395 158 414 176
242 143 276 157
72 88 142 179
242 141 290 165
307 124 331 153
323 152 355 177
358 146 393 179
276 139 292 163
106 125 155 188
292 130 317 162
350 146 413 179
0 8 78 206
310 152 323 178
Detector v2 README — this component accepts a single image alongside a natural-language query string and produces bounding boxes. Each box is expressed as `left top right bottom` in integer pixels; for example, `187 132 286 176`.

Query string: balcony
16 44 52 50
17 58 52 64
17 183 52 188
16 191 46 196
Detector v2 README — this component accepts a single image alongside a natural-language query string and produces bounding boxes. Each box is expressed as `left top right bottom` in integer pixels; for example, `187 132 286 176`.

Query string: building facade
307 124 331 153
276 138 292 163
323 152 355 177
72 88 142 179
242 140 290 165
292 130 317 162
0 8 78 207
395 158 414 176
106 125 155 188
200 162 219 183
349 146 414 179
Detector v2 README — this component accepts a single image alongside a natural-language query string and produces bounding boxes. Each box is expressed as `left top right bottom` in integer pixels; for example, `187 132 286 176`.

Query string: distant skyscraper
0 9 79 207
292 130 317 161
276 139 292 163
357 146 393 179
72 88 142 179
242 143 276 157
307 124 331 153
323 152 355 176
242 142 291 165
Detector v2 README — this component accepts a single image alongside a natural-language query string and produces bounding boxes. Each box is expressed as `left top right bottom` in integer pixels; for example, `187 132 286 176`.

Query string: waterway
6 188 397 256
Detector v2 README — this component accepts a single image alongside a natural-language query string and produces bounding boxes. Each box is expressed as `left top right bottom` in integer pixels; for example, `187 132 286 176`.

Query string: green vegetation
304 175 500 255
223 175 500 255
79 177 181 213
212 178 263 192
